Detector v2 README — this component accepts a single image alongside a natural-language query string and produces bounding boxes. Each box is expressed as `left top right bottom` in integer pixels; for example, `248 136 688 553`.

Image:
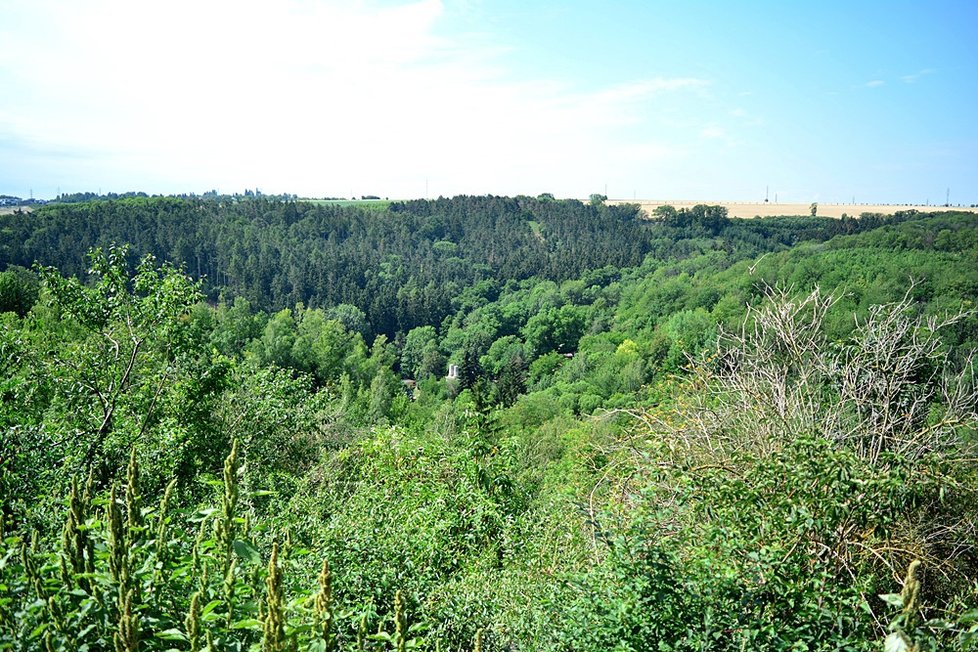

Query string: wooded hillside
1 197 976 650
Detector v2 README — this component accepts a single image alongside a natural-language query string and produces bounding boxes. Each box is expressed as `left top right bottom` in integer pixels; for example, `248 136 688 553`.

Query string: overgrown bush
0 444 431 651
568 288 978 649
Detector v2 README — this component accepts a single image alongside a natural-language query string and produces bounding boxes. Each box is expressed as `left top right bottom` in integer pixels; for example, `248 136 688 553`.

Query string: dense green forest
0 196 905 338
1 197 977 650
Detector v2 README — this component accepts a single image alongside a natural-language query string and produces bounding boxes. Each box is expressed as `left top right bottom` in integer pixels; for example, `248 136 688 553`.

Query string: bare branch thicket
671 285 977 465
624 285 978 588
646 287 843 464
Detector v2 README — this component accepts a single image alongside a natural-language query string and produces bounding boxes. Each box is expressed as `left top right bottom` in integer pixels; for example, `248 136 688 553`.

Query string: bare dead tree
673 285 977 466
615 285 978 592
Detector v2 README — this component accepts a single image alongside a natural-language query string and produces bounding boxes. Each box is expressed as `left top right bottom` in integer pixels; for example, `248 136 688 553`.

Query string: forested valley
1 196 977 651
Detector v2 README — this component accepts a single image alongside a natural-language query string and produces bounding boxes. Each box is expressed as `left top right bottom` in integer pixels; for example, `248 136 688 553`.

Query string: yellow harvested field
609 200 978 219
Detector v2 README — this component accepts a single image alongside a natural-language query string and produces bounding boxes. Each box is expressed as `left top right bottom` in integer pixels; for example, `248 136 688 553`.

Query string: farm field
611 199 978 219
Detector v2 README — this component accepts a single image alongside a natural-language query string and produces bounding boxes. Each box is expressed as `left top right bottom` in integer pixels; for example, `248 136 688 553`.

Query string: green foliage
522 304 587 357
527 352 566 391
0 195 658 338
2 245 225 530
277 414 526 649
0 267 38 316
4 207 978 650
0 443 432 651
401 326 439 380
878 560 978 651
659 307 716 370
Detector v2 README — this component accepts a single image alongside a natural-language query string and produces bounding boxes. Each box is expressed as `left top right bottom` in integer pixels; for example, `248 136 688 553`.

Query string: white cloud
901 68 935 83
866 80 885 88
700 125 725 139
728 107 764 127
0 0 712 198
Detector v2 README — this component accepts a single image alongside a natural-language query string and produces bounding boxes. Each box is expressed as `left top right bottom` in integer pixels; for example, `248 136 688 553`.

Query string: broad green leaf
29 622 48 639
233 539 262 565
156 629 189 642
308 640 328 652
884 632 909 652
879 593 904 608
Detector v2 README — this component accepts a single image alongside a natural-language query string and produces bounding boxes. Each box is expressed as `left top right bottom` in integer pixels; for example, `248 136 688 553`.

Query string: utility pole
946 187 950 207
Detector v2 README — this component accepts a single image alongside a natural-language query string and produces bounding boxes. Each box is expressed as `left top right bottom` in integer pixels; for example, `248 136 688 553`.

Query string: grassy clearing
301 199 392 210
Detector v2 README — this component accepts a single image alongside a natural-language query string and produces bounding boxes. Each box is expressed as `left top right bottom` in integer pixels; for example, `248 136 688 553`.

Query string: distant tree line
0 196 929 340
1 196 652 337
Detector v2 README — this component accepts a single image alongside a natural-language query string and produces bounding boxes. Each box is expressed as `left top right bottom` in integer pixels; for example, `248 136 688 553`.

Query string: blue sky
1 0 975 203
